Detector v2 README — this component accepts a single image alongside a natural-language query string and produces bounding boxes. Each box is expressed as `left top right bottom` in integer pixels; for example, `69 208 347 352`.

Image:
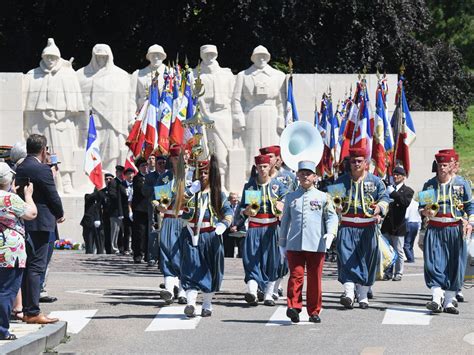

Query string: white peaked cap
41 38 61 58
251 45 271 63
200 44 218 55
146 44 167 61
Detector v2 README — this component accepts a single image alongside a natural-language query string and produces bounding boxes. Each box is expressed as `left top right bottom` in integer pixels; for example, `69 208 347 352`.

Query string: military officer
279 161 338 323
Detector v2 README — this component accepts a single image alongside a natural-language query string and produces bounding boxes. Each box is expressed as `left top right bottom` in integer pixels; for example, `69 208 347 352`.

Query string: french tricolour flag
84 113 105 190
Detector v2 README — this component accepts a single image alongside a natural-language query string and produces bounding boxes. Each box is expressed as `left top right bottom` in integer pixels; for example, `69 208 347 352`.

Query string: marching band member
151 145 187 305
259 145 296 299
240 154 288 306
437 148 471 303
421 151 473 314
259 145 297 191
279 161 338 323
334 148 389 309
180 156 233 317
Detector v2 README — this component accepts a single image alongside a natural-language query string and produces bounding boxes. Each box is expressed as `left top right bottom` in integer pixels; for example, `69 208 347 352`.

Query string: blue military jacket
279 186 339 252
239 178 289 215
333 172 390 217
421 175 473 222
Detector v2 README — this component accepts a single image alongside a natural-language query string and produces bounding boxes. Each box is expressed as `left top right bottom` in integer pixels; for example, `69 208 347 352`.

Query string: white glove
386 185 395 194
93 220 101 228
323 233 336 250
129 211 134 222
118 216 124 221
215 222 227 236
189 180 201 194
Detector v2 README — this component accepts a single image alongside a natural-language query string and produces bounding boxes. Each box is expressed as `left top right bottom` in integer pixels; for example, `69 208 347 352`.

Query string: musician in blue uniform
260 145 297 191
260 145 296 299
240 154 289 306
420 151 473 314
438 148 473 303
333 147 389 309
149 145 188 305
180 156 233 317
279 160 339 323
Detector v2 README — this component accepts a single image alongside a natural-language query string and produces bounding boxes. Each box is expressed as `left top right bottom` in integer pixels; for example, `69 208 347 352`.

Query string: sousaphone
279 121 324 171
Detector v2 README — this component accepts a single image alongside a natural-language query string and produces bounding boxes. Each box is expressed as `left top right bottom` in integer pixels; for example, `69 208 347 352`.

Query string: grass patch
454 105 474 181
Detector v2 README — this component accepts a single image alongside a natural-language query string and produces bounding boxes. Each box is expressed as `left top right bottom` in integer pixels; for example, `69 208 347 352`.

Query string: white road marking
382 307 432 325
48 309 98 334
463 332 474 345
145 306 203 331
266 306 318 326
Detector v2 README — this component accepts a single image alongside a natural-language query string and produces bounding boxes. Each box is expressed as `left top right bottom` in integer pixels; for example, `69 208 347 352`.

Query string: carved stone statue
194 45 235 188
231 45 286 172
76 44 132 173
23 38 85 194
131 44 167 112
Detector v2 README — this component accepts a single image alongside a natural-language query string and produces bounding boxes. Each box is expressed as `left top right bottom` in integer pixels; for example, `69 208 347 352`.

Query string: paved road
40 251 474 354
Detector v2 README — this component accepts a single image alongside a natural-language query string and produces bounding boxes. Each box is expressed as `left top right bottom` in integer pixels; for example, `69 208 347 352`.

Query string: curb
0 321 67 355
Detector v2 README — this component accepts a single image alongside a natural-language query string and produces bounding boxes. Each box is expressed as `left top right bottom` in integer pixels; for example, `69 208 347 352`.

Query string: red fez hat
197 160 209 170
169 145 182 157
254 154 271 165
438 149 458 162
259 145 281 156
349 147 367 158
435 153 452 163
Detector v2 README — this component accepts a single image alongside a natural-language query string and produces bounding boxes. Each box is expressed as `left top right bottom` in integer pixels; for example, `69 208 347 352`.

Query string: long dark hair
209 154 224 220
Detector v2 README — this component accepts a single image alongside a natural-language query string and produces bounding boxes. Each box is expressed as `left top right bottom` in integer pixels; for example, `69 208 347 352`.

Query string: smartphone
15 177 30 199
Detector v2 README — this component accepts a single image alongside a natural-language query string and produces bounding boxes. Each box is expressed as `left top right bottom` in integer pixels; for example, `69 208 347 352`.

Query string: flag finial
399 63 405 76
288 57 293 74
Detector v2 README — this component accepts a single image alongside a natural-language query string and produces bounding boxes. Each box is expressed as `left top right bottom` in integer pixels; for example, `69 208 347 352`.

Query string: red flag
126 100 148 157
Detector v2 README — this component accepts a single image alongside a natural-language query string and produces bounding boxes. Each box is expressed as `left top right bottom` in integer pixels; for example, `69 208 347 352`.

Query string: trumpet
249 202 260 216
333 195 344 208
152 196 171 210
427 202 440 215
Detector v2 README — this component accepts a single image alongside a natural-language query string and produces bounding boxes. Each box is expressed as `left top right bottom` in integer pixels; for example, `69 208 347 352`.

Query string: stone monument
231 45 286 172
76 44 133 173
23 38 85 193
130 44 167 112
194 44 235 188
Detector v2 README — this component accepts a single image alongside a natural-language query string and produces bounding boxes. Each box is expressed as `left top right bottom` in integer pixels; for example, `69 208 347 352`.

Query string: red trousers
286 250 325 316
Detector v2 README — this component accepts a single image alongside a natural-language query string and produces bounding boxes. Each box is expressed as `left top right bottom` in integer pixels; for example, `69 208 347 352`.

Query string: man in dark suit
102 173 114 253
108 165 126 254
15 134 63 324
131 158 149 263
119 168 134 255
381 166 414 281
81 188 105 254
223 192 246 258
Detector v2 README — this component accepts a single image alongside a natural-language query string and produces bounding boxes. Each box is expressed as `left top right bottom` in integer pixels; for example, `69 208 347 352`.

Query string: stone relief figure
231 45 286 173
24 38 85 194
194 45 235 188
76 44 132 173
130 44 167 112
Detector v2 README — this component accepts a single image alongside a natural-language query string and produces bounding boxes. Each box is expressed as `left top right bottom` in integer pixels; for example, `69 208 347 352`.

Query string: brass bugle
333 196 343 208
152 197 171 210
427 202 439 215
250 202 260 215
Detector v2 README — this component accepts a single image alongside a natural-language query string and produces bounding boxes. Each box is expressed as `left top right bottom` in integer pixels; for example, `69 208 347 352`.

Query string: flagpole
393 64 405 169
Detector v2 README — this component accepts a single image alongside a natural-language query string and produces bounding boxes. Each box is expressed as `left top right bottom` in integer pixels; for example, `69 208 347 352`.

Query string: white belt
341 216 376 223
248 216 278 224
430 216 457 223
188 222 211 228
164 210 182 216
